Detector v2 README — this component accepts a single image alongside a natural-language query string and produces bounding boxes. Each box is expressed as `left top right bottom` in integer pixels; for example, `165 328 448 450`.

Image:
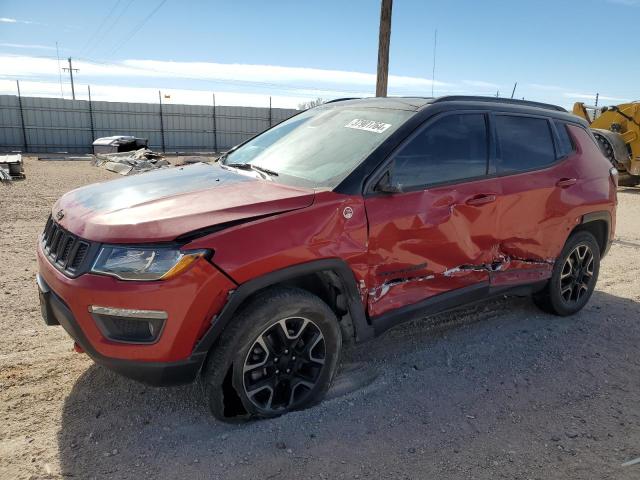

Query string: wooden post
87 85 96 147
16 80 28 153
376 0 393 97
158 90 166 153
212 93 218 153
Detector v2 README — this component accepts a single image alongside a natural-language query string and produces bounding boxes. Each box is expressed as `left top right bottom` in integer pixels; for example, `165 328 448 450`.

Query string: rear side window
495 115 556 173
555 122 575 158
392 113 488 189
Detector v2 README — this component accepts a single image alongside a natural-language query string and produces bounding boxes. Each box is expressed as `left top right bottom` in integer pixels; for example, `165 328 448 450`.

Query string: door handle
465 193 496 206
556 177 577 188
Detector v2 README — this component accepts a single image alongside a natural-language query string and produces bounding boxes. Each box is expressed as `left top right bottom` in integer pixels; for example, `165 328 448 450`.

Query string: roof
324 95 571 115
322 96 433 111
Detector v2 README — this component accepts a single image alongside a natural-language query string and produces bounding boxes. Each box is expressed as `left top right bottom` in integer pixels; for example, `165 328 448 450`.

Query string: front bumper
38 275 204 385
37 241 236 386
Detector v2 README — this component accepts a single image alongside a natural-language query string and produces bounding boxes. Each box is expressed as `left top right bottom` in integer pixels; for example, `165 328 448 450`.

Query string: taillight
609 167 619 188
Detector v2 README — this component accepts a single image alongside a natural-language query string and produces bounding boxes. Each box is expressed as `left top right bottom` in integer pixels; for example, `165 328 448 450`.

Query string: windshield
222 105 413 188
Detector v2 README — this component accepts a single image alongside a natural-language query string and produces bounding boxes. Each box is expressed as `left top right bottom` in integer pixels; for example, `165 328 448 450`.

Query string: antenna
431 29 438 97
55 42 64 99
510 82 518 99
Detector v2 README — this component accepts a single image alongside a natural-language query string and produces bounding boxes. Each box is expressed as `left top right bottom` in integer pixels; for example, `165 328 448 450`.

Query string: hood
53 163 315 243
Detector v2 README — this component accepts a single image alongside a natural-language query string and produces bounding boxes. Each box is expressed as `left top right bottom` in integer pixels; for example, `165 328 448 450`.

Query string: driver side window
391 113 489 190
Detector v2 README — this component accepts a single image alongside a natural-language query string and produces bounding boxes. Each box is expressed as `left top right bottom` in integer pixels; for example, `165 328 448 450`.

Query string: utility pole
376 0 393 97
595 93 599 108
62 57 79 100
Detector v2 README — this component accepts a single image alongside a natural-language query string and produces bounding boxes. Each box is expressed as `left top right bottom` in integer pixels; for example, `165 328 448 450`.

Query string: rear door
491 114 579 286
364 111 501 318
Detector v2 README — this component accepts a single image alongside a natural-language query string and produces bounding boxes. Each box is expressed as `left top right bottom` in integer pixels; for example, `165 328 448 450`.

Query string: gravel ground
2 157 640 479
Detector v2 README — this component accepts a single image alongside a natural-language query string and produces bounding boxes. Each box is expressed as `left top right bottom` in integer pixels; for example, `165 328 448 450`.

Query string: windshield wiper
250 164 279 177
224 162 279 178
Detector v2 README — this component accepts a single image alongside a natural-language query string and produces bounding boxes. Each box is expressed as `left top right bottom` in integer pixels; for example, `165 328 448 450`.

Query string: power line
108 0 168 56
85 0 136 57
80 0 124 55
55 41 64 98
431 29 438 97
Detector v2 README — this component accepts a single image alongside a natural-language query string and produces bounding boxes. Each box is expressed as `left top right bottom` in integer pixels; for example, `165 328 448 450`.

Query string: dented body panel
364 177 501 317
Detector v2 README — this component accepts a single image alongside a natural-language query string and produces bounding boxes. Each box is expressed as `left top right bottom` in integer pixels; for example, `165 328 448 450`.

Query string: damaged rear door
490 114 575 286
364 111 501 318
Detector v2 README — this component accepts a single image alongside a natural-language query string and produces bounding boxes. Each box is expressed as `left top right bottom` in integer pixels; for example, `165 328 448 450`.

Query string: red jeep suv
37 96 617 421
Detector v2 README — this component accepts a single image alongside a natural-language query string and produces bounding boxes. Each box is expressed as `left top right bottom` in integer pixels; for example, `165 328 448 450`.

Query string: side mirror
374 172 403 194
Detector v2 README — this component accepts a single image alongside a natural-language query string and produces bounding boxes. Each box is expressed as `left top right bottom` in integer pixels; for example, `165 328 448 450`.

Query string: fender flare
192 258 373 360
579 210 612 257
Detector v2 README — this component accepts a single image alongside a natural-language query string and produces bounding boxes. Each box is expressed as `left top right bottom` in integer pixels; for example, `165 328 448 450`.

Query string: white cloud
0 79 321 109
462 80 500 89
526 83 565 91
0 17 17 23
562 92 630 102
1 54 629 110
0 54 455 98
0 43 55 50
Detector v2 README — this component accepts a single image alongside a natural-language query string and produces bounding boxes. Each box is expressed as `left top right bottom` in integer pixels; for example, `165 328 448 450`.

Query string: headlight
91 246 209 281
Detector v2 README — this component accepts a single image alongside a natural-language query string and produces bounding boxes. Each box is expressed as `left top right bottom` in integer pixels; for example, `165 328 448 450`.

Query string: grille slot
41 216 95 277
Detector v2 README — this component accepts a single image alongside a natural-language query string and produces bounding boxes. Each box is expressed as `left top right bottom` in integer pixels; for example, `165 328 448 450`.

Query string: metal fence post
212 92 218 153
16 80 28 153
158 90 166 152
87 85 95 148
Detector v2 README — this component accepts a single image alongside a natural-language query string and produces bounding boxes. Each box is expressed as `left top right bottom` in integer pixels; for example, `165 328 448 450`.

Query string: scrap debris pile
0 154 25 182
91 148 171 175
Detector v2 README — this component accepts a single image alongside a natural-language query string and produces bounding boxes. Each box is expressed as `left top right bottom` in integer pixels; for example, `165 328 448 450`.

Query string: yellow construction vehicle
573 101 640 184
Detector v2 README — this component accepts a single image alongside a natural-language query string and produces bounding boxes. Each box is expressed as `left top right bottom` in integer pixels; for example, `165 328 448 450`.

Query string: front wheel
203 287 342 421
533 231 601 316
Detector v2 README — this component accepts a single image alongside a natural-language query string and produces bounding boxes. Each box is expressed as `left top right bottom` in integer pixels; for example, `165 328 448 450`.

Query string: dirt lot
2 157 640 479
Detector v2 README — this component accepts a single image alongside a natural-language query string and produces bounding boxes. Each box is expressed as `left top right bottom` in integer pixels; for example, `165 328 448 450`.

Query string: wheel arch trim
193 258 373 358
578 210 612 257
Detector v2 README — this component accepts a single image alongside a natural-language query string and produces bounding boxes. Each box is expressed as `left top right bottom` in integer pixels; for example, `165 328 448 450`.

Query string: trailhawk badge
55 209 65 221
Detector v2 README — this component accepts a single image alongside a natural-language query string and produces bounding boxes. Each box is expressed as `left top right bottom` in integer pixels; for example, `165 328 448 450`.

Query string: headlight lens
91 247 208 281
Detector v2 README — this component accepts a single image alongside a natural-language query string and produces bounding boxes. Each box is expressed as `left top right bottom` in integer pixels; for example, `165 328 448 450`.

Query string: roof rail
324 97 360 104
432 95 567 112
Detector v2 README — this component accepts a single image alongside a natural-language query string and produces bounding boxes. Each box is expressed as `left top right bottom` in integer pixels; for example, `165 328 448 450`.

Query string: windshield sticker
345 119 392 133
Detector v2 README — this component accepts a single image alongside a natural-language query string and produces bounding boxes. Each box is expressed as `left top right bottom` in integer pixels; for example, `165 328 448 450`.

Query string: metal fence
0 94 298 154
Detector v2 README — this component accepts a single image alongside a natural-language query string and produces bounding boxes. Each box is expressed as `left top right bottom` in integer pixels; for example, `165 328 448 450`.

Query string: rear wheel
533 231 600 316
203 287 342 421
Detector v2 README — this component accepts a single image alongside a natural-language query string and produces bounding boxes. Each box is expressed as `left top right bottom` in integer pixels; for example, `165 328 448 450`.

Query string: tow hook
73 342 85 354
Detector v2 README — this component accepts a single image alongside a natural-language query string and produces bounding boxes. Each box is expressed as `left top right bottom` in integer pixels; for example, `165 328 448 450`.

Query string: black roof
324 95 582 124
323 97 433 111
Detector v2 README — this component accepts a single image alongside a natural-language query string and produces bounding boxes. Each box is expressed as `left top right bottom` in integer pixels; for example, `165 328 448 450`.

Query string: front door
364 111 501 318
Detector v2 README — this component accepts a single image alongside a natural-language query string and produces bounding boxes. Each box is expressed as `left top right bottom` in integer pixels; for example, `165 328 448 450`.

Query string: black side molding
369 280 548 338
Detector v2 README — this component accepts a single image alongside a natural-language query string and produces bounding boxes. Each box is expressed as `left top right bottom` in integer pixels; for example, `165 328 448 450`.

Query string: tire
619 174 640 187
203 287 342 421
533 231 600 316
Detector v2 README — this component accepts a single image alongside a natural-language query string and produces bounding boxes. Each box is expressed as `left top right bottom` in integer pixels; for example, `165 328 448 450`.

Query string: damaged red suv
37 96 617 420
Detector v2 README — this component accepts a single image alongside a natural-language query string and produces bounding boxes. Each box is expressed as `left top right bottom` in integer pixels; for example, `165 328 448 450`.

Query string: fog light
88 305 167 344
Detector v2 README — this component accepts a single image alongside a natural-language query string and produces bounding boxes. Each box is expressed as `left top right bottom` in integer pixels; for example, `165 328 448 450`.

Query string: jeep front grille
42 216 96 277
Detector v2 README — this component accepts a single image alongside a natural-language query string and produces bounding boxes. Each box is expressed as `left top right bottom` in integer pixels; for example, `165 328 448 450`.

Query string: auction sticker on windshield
345 119 392 133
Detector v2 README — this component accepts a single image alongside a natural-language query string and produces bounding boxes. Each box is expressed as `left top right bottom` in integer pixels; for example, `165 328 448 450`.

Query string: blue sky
0 0 637 108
